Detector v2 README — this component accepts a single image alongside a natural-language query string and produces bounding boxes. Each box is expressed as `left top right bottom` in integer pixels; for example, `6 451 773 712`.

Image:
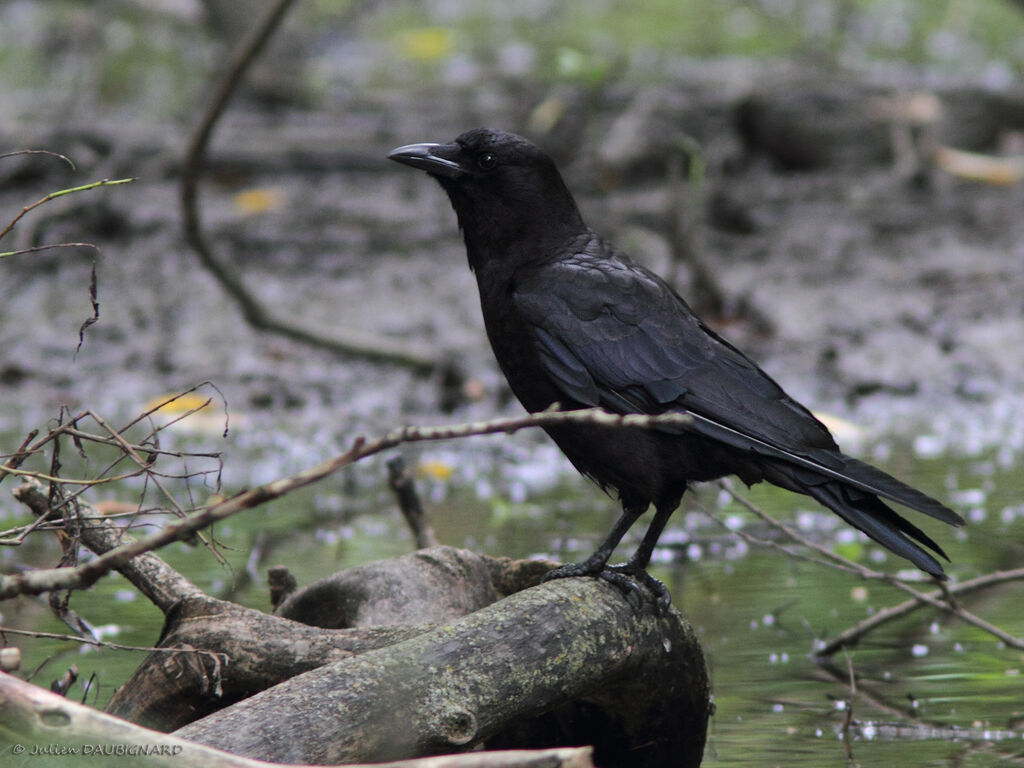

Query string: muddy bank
2 55 1023 488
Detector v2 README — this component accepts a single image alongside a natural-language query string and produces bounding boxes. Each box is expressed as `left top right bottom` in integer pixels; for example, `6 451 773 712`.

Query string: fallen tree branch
175 575 708 766
11 470 707 763
0 672 593 768
106 548 554 733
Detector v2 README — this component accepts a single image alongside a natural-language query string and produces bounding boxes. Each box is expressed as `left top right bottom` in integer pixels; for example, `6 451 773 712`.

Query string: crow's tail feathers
826 453 965 528
760 452 964 578
802 479 951 578
688 412 964 576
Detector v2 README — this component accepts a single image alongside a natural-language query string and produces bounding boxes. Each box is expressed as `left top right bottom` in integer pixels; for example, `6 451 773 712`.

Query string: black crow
389 128 963 597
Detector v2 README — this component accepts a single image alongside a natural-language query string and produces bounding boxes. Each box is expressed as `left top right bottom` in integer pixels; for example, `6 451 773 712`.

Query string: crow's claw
543 561 670 610
607 562 672 611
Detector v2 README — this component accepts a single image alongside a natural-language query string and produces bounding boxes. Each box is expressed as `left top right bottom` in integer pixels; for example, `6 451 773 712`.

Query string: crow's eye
476 152 497 171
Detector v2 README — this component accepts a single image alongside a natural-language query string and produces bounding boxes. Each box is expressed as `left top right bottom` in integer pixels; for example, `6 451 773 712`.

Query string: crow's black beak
388 142 466 179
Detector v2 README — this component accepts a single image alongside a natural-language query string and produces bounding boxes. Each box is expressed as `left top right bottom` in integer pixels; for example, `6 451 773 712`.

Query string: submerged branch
815 568 1024 657
711 480 1024 655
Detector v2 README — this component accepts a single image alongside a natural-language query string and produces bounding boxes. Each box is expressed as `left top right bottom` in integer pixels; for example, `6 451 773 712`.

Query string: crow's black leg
607 500 679 607
615 500 677 571
542 503 647 594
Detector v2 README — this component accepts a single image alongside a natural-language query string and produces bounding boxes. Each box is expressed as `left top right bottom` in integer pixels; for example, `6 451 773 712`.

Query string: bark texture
176 573 709 767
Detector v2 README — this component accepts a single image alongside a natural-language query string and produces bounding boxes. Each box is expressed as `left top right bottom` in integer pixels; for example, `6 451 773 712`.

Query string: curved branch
179 0 438 373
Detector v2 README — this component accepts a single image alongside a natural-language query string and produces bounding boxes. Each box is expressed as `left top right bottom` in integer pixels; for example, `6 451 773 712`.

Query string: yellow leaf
935 146 1024 185
394 27 453 61
142 393 239 435
234 187 284 215
417 459 454 481
144 393 212 416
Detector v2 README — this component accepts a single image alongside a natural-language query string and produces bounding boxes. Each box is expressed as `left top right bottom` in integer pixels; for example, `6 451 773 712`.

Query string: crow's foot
542 560 670 610
542 560 640 601
607 562 671 610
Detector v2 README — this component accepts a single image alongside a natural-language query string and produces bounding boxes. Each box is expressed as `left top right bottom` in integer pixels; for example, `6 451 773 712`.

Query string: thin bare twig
0 407 689 600
0 149 75 168
0 242 101 260
839 650 856 765
0 512 168 545
55 427 215 460
0 625 227 662
698 498 855 574
0 178 133 243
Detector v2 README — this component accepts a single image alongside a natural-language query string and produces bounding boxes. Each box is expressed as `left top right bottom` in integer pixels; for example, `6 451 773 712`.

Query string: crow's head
389 129 584 262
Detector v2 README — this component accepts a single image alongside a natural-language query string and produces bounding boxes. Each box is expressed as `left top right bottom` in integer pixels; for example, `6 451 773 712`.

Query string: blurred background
1 2 1023 766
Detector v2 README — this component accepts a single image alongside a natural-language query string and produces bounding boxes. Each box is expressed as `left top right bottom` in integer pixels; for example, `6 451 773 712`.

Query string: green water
2 434 1022 767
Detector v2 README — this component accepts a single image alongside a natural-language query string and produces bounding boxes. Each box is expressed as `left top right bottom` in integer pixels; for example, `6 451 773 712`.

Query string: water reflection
3 425 1021 766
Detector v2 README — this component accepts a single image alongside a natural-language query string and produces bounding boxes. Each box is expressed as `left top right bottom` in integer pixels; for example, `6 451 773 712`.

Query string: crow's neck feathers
435 151 586 277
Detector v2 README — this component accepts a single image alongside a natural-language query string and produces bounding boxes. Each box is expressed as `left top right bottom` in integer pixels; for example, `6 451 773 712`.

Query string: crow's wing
515 249 837 450
513 245 961 529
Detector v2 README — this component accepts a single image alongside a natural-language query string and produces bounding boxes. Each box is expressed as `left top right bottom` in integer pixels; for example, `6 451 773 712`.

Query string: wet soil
2 57 1023 482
